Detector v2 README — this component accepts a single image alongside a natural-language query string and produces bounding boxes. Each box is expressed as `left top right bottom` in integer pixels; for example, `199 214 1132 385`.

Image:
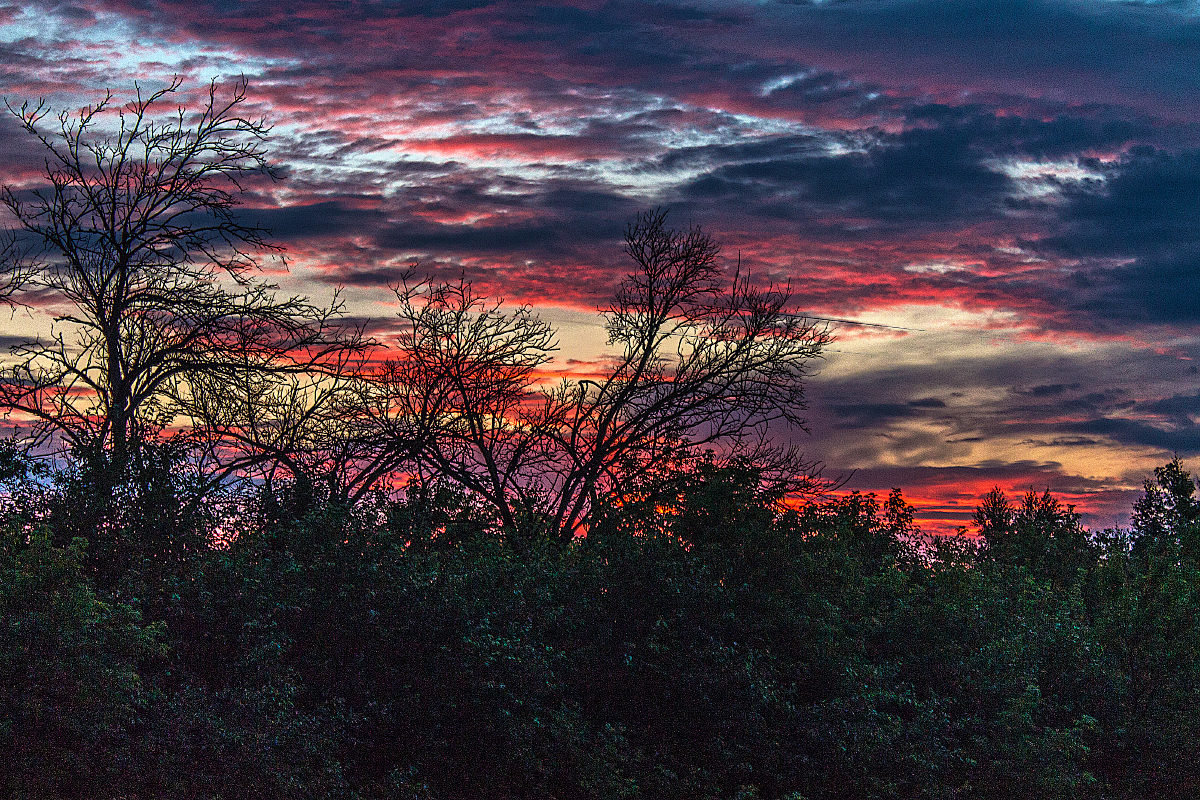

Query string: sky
1 0 1199 532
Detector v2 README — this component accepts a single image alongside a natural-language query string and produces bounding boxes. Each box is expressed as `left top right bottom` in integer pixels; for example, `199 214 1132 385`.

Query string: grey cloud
676 125 1014 226
750 0 1200 111
1064 417 1200 454
1013 383 1081 397
1144 392 1200 421
242 201 390 242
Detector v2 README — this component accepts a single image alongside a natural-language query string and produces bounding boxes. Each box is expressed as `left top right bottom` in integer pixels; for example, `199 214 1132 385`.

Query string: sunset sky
2 0 1199 531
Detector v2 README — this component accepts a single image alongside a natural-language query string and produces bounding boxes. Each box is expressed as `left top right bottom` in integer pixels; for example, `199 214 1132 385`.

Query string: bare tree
0 77 354 488
384 277 562 530
375 210 833 542
170 277 544 511
85 306 373 520
170 332 376 504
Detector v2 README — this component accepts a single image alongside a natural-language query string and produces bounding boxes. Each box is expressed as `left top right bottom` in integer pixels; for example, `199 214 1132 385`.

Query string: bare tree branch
0 77 359 494
371 210 833 542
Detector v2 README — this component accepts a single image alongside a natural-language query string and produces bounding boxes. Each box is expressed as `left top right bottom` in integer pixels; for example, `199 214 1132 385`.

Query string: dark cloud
846 461 1115 493
336 267 410 289
1144 392 1200 421
1074 250 1200 328
1050 147 1200 258
1020 437 1104 448
661 104 1170 254
747 0 1200 116
904 105 1153 160
372 186 635 258
829 402 925 426
5 0 1200 531
0 113 61 182
829 396 950 428
375 220 562 255
1064 417 1200 454
0 333 35 351
243 200 389 242
1013 383 1081 397
676 124 1014 226
1026 147 1200 329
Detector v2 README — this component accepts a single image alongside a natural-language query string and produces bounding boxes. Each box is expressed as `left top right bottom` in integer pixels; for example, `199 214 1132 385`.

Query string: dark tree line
4 442 1200 799
3 80 1200 800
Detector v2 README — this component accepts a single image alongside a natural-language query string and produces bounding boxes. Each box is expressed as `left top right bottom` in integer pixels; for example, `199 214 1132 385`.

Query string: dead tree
375 277 562 530
377 210 833 542
545 210 832 536
172 329 375 505
0 77 354 490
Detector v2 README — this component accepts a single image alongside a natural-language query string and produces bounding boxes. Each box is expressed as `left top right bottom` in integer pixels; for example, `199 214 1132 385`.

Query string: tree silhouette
0 77 352 489
373 210 833 541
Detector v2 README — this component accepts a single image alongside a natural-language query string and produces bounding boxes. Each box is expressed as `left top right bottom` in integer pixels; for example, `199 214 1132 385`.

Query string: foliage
3 447 1198 798
0 529 162 799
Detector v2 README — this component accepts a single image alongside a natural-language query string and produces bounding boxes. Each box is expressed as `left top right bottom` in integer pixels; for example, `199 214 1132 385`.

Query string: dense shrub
4 451 1200 798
